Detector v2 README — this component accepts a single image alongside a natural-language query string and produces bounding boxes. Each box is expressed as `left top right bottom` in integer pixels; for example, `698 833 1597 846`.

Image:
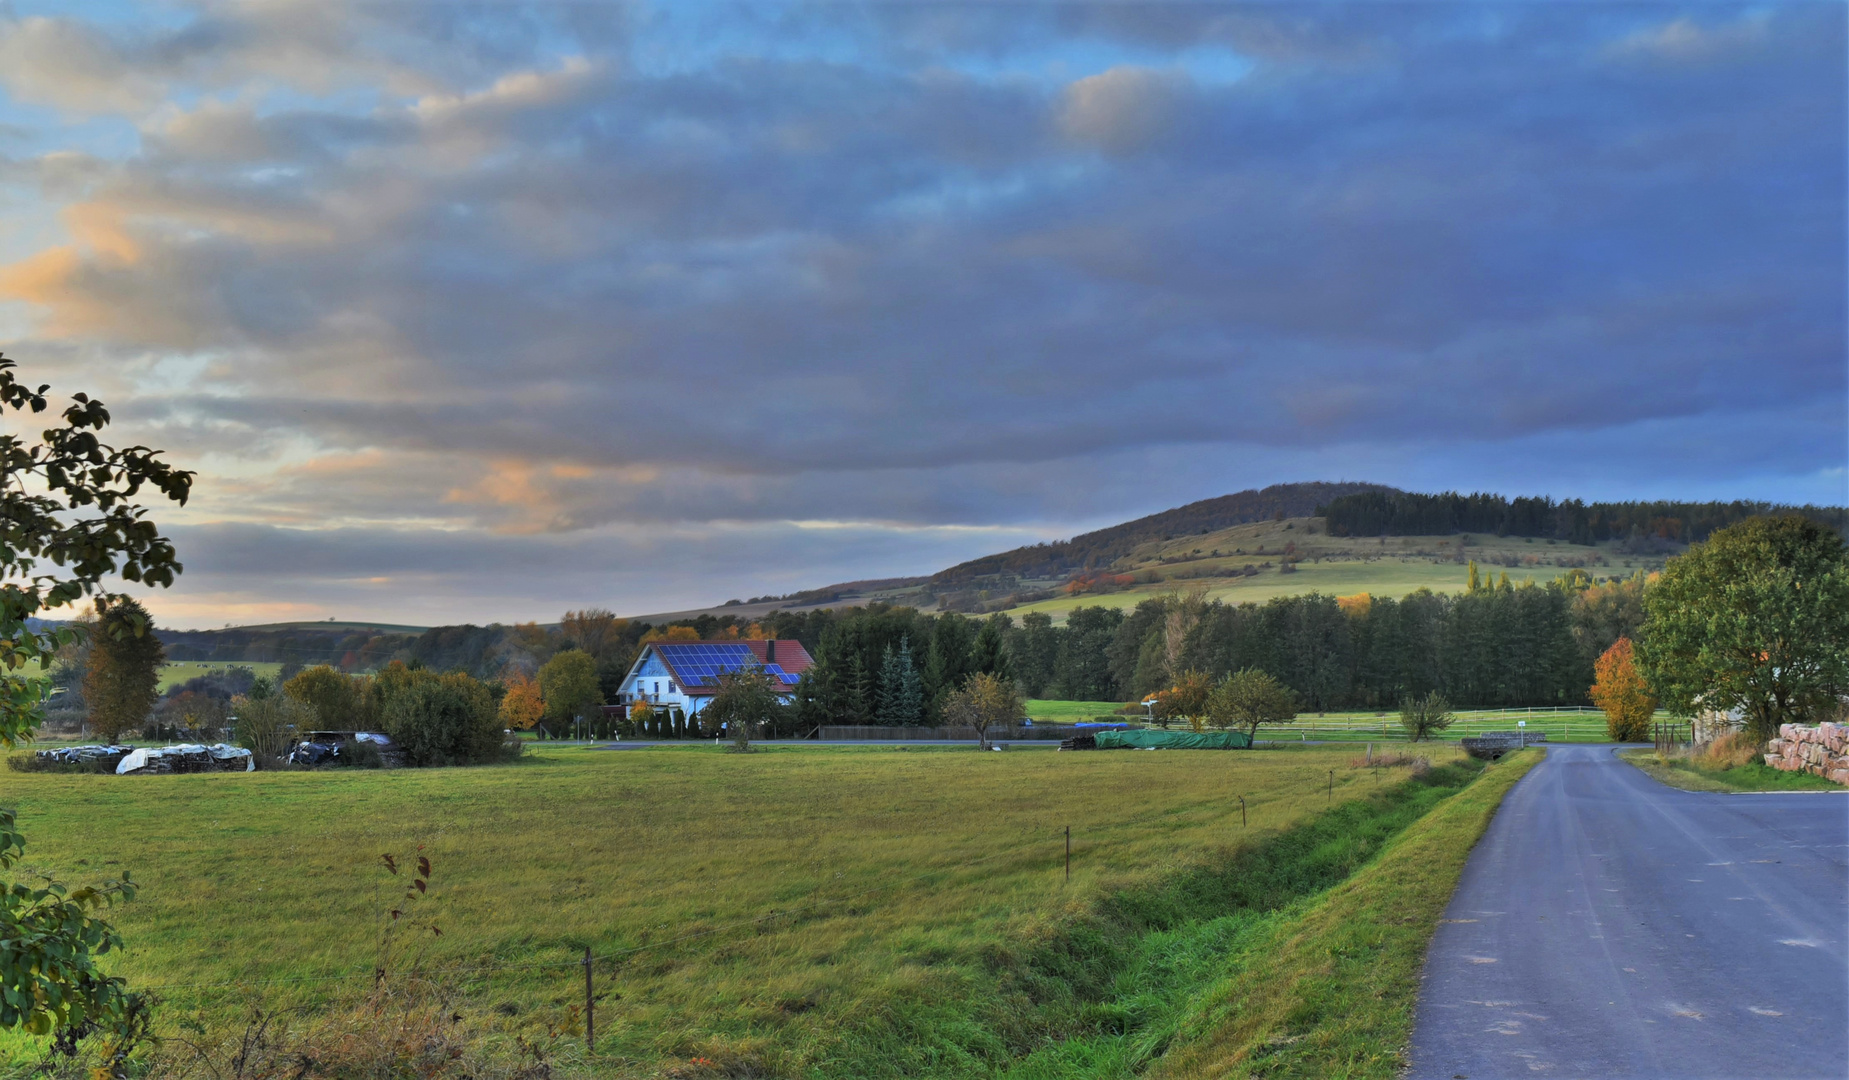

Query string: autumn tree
560 608 624 658
1638 515 1849 742
82 596 165 742
283 664 367 729
538 649 601 733
1153 669 1214 732
498 669 544 730
940 672 1023 750
1207 668 1298 742
1590 637 1655 742
0 357 191 1036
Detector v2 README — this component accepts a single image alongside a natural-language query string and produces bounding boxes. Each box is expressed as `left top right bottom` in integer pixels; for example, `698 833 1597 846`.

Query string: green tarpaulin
1093 729 1252 750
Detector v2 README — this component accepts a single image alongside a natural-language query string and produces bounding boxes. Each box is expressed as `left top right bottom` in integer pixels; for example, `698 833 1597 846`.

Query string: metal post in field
1328 769 1333 802
1064 825 1071 883
583 945 594 1051
1239 794 1246 828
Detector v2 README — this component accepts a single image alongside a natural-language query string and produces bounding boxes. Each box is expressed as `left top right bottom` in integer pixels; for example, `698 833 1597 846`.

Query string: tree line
1319 490 1846 545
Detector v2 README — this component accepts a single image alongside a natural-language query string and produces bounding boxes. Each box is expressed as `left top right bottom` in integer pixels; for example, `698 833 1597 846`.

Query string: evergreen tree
924 613 976 718
971 615 1014 684
878 637 924 726
1011 613 1060 697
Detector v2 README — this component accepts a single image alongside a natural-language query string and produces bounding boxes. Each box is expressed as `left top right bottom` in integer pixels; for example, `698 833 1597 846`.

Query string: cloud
1058 66 1191 153
0 1 1839 625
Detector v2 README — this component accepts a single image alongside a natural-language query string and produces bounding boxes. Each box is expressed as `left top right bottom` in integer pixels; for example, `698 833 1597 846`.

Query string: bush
377 669 503 767
1399 692 1454 742
233 693 317 766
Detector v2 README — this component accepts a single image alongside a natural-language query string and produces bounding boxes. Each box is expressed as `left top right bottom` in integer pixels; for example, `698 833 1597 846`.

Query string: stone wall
1763 723 1849 785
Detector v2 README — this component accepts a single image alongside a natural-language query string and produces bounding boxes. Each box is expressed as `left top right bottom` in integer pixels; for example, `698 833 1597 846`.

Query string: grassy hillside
0 742 1468 1076
991 516 1656 623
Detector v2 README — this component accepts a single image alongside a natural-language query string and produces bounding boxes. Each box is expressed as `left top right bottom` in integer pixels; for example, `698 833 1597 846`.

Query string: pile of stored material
287 731 404 768
1460 731 1547 760
116 743 253 774
1064 729 1252 750
34 744 134 770
1763 723 1849 785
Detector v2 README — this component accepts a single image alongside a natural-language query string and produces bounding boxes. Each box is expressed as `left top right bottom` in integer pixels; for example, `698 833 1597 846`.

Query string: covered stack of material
1093 729 1252 750
116 743 254 775
1763 723 1849 785
35 744 134 770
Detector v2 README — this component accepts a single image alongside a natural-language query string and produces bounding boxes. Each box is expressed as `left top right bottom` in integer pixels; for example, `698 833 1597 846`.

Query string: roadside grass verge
973 755 1525 1080
1617 749 1842 793
1147 748 1542 1080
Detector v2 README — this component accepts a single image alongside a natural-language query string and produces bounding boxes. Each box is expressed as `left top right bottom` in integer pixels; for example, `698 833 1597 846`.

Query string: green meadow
156 660 285 693
0 740 1512 1078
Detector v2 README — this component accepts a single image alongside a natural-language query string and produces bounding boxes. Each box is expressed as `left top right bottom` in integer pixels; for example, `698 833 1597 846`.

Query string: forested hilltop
1319 490 1846 543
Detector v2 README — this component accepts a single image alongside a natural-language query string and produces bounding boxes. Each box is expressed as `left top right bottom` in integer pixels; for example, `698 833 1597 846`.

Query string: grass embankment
0 743 1462 1076
1152 749 1539 1079
1618 749 1843 793
992 751 1538 1080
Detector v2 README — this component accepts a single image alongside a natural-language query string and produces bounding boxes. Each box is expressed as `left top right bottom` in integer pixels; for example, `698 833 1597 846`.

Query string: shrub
233 692 317 766
1399 692 1454 742
377 670 502 767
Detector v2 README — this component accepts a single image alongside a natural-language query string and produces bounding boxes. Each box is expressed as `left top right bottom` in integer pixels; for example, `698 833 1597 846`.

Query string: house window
669 681 678 694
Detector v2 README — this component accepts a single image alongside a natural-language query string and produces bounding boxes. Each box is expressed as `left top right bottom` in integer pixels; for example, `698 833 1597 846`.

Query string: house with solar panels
612 639 814 717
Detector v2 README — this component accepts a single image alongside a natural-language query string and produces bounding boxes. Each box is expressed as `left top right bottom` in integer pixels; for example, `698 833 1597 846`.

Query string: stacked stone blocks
1763 723 1849 786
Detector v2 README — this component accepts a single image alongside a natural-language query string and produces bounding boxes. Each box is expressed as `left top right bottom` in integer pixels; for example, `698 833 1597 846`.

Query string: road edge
1150 748 1545 1080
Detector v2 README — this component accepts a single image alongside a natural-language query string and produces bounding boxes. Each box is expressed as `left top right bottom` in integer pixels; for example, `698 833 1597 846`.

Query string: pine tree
971 616 1015 684
891 637 923 726
876 643 899 725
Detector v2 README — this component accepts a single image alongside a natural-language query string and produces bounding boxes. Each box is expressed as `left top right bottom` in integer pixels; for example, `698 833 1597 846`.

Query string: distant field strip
1255 707 1636 744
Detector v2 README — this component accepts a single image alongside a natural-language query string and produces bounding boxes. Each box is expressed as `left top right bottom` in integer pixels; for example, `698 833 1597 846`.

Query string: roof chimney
765 639 776 664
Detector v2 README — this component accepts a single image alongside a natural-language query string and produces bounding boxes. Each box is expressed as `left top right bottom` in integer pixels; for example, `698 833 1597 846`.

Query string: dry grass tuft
1699 731 1763 769
1346 752 1430 773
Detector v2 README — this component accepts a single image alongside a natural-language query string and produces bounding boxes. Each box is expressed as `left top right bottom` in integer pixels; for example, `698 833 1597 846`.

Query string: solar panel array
656 643 801 687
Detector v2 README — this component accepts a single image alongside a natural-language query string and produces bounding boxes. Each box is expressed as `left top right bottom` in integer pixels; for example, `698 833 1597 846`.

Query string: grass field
0 741 1487 1077
1022 699 1133 722
1022 701 1648 744
156 660 285 693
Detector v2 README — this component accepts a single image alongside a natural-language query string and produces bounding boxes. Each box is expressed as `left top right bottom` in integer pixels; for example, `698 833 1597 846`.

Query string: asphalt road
1409 744 1848 1080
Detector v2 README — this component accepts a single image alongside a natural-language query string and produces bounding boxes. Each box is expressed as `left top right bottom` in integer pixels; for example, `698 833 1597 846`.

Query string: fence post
584 945 594 1052
1064 825 1071 883
1328 770 1333 803
1239 794 1246 828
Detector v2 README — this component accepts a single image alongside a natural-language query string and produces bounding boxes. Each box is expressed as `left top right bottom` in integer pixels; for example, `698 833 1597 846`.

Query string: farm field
0 742 1472 1076
1020 701 1647 743
1021 699 1130 722
157 659 284 692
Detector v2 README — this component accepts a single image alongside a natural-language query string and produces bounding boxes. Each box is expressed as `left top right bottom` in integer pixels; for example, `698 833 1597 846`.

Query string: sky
0 1 1841 630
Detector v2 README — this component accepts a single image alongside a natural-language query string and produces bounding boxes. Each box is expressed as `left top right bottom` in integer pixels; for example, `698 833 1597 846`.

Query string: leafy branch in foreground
1 356 192 1042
